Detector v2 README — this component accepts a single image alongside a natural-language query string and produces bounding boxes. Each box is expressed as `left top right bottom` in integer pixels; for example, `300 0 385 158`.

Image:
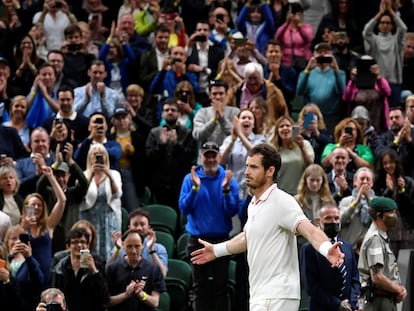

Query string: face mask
383 214 398 228
323 222 341 239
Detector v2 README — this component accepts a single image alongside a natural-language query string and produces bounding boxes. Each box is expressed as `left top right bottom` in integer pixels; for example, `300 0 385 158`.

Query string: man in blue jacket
179 141 239 311
300 204 361 311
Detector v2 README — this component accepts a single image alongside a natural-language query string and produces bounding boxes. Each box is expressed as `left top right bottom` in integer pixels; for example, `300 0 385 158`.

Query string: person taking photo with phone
321 117 374 173
3 225 45 311
79 143 122 261
74 112 122 170
297 42 346 132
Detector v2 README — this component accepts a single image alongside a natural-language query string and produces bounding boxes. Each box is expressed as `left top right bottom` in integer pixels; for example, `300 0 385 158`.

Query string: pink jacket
342 78 391 128
274 22 313 67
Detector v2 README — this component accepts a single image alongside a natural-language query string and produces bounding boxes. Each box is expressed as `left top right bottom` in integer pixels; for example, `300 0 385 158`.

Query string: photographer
297 42 346 132
33 0 76 51
35 288 67 311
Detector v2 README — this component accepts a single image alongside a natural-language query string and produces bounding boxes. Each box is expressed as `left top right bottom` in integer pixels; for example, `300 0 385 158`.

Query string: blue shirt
73 85 119 119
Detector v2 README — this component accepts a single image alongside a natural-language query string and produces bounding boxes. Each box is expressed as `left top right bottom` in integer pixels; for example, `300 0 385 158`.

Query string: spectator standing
61 24 96 89
146 99 197 212
32 0 76 51
74 112 122 170
358 197 407 310
236 0 275 55
274 2 313 73
20 163 66 285
362 0 407 108
15 127 55 197
43 85 89 144
296 42 346 132
192 80 239 149
51 227 109 311
0 166 23 226
79 143 122 260
209 6 237 54
375 107 414 179
4 224 45 311
109 106 146 211
321 118 374 173
178 141 239 311
401 32 414 95
339 167 376 252
301 204 361 311
248 97 276 142
73 60 119 120
271 115 314 195
106 229 166 311
326 146 354 205
297 103 333 165
108 208 169 277
37 143 88 252
3 96 31 150
220 109 266 200
186 20 225 107
373 148 414 256
342 57 391 133
227 62 287 120
263 39 297 113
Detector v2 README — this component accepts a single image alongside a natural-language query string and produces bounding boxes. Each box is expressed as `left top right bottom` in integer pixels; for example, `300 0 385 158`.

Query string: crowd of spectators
0 0 414 310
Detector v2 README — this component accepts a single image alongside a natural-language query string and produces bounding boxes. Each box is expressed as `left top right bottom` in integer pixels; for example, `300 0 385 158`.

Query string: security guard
358 197 407 311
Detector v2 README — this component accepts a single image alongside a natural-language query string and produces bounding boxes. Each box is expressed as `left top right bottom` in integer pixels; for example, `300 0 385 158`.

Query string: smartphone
47 303 63 311
169 58 181 65
26 206 35 218
303 113 316 130
194 35 207 42
0 259 6 269
55 118 64 125
335 31 347 41
292 125 300 137
179 93 188 103
216 13 224 22
316 56 332 64
233 38 248 46
95 153 104 164
80 249 90 268
19 233 29 245
344 126 353 135
94 117 104 124
0 154 6 159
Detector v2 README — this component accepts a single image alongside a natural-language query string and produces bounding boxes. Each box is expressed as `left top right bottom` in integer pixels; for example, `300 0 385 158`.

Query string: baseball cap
370 197 397 212
314 42 332 52
55 162 70 173
113 106 129 117
0 57 9 66
201 141 219 154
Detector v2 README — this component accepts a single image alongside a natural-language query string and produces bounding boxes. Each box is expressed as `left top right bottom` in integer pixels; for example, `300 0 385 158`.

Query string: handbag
292 55 308 71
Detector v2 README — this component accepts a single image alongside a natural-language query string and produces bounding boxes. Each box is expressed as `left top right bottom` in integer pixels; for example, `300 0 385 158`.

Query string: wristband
304 68 310 74
393 139 400 147
318 241 331 258
51 163 58 170
192 185 200 192
213 241 230 258
350 202 356 209
140 291 147 301
223 188 230 194
114 246 121 254
399 187 405 194
149 250 156 254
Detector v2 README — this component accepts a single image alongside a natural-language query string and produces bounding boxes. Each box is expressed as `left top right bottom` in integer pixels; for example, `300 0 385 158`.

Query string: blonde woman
295 164 335 226
80 143 122 260
297 103 333 164
2 96 31 150
0 166 23 225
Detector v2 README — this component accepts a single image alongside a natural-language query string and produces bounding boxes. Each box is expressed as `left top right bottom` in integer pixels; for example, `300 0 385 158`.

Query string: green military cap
370 196 397 212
